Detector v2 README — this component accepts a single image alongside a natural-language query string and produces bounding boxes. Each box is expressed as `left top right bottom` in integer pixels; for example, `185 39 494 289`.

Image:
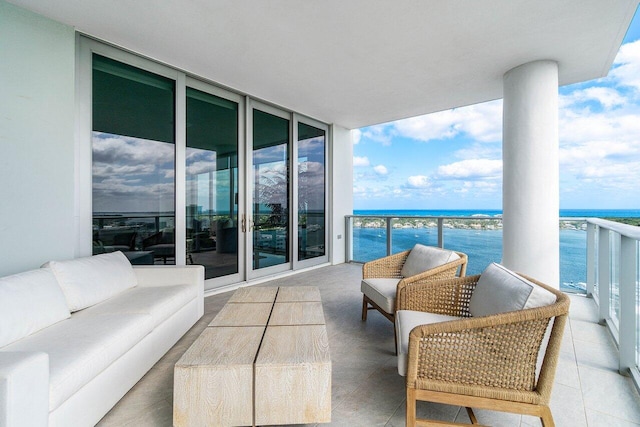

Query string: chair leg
406 388 416 427
539 406 555 427
362 295 368 321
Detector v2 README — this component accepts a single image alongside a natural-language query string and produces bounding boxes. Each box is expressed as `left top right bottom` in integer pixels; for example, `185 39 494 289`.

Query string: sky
353 10 640 211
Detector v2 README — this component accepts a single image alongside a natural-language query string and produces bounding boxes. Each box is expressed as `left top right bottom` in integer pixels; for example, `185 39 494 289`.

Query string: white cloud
392 100 503 143
406 175 431 188
562 87 626 109
437 159 502 179
353 156 370 167
610 39 640 91
352 129 362 145
373 165 388 175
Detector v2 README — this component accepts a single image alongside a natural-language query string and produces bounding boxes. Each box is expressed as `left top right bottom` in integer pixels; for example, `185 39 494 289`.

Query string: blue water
352 209 640 292
354 209 640 218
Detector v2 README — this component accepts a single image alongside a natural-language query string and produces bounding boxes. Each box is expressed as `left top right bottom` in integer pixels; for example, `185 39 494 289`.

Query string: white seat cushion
75 283 198 328
3 313 153 410
46 251 138 312
469 263 557 317
400 244 460 278
395 310 461 376
361 278 400 314
0 268 70 347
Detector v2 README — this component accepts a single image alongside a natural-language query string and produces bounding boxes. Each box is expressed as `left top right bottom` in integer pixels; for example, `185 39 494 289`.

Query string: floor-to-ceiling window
252 108 290 272
186 86 240 279
297 122 326 262
91 54 176 265
82 37 328 288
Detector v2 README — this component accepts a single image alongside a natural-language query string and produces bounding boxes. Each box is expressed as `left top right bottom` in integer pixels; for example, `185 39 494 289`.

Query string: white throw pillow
469 263 556 317
47 251 138 312
400 244 460 278
0 268 70 347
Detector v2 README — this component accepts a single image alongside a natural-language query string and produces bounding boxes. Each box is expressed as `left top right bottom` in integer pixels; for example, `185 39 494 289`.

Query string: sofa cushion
469 263 557 317
2 312 153 411
361 278 401 314
75 283 198 328
0 268 70 347
395 310 461 376
47 252 138 312
400 244 460 278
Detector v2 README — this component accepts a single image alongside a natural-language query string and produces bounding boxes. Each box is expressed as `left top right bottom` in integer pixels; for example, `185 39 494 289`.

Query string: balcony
97 262 640 426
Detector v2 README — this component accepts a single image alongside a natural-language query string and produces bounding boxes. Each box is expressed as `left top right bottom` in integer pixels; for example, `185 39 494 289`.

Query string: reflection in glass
253 110 290 269
186 87 239 279
298 123 326 261
92 54 175 265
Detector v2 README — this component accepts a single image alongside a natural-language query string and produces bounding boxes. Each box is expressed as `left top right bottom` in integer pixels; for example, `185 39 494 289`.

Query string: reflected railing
586 219 640 385
345 215 588 292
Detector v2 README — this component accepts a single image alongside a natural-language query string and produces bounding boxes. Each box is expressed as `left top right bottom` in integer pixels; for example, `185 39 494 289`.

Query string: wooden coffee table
173 286 331 426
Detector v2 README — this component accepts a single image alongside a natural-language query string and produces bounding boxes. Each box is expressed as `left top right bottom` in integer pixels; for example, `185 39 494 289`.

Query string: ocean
352 209 640 292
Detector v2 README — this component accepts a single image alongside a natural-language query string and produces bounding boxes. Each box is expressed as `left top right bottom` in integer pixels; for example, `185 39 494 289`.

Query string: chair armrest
0 351 49 427
405 298 570 394
396 274 479 316
362 250 410 279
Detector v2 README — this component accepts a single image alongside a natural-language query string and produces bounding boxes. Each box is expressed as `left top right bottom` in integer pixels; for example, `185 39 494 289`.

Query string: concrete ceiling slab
8 0 639 128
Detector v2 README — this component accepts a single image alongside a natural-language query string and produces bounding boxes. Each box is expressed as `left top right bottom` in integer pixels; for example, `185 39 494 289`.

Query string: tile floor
97 263 640 426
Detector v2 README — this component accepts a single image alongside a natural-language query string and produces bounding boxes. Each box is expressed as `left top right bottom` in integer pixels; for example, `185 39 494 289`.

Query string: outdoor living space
97 263 640 427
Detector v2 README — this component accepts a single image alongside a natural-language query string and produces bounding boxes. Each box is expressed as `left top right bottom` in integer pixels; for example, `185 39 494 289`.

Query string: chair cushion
46 251 138 312
400 244 460 278
395 310 461 376
361 278 400 314
0 268 70 347
469 263 557 317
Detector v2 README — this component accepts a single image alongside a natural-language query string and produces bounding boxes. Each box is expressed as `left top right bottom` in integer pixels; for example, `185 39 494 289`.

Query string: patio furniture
0 252 204 427
395 263 570 426
174 286 331 426
361 244 467 324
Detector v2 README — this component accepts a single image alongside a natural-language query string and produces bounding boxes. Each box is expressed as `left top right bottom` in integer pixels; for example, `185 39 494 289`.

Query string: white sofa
0 252 204 427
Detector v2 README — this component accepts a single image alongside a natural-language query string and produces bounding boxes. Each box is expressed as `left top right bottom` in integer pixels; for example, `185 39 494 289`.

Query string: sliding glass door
186 83 242 280
251 107 291 274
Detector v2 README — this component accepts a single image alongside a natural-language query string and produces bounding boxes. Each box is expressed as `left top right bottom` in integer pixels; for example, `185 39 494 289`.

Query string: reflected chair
395 263 570 427
142 228 175 264
361 244 467 351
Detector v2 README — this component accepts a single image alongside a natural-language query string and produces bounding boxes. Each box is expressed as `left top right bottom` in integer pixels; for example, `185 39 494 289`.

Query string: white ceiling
9 0 639 129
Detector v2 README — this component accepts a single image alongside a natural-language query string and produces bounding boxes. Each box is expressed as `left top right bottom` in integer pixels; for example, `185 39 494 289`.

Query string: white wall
330 125 353 265
0 1 76 276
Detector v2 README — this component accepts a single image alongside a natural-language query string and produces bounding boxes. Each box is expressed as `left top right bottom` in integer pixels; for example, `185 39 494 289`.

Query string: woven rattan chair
361 246 468 324
396 269 570 427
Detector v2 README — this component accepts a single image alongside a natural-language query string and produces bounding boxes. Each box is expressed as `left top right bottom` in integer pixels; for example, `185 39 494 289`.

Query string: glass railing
585 219 640 384
345 215 587 293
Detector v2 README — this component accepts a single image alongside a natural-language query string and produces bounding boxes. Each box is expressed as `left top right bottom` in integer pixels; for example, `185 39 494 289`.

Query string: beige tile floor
97 263 640 426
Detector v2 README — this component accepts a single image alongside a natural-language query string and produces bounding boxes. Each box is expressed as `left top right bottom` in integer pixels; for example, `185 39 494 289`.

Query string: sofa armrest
133 265 205 318
0 351 49 427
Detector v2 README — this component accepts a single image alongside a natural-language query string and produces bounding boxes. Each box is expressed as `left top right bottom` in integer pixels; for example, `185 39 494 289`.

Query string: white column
502 60 559 287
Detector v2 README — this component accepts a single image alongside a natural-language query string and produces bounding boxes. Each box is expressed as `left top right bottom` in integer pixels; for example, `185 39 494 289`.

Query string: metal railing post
386 217 393 256
598 227 611 325
345 216 353 262
437 218 444 248
619 235 638 375
586 222 597 297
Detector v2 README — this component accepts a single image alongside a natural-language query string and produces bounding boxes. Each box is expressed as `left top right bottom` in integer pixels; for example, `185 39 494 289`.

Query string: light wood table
173 286 331 426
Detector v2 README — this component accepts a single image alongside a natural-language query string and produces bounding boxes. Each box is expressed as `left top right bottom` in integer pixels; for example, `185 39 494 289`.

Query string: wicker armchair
361 247 468 324
396 271 570 427
361 245 467 354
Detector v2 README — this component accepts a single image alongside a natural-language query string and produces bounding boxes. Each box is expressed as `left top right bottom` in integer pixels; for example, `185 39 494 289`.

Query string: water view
352 209 640 293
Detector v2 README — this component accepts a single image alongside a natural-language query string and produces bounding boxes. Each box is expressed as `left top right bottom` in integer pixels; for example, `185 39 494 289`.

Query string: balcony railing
586 218 640 385
345 214 640 389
